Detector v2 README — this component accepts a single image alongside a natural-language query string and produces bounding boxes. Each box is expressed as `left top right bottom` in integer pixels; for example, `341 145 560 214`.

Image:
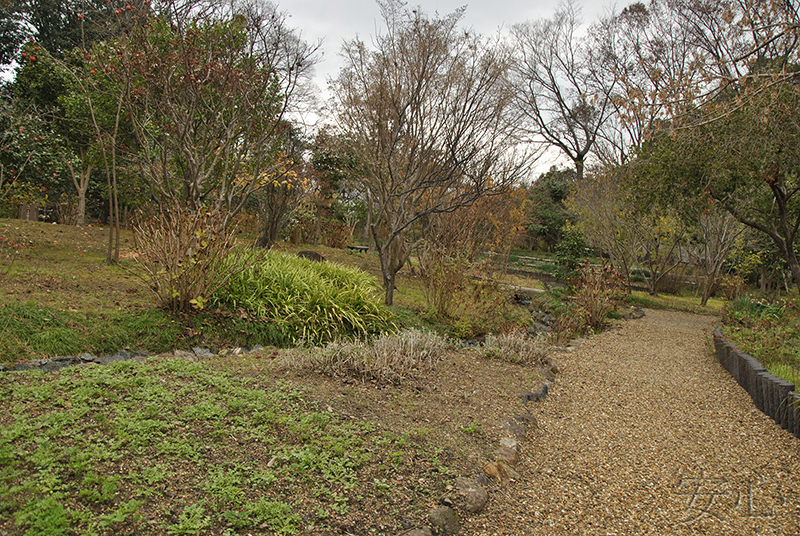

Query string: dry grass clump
308 328 452 386
479 330 550 366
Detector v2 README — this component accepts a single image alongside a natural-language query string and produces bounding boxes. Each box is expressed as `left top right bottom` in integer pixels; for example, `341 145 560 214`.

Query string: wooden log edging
713 328 800 439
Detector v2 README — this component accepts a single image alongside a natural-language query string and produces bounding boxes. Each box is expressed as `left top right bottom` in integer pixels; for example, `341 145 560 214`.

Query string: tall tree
97 0 318 227
589 1 699 163
510 1 617 180
0 0 117 65
565 165 639 289
332 0 534 305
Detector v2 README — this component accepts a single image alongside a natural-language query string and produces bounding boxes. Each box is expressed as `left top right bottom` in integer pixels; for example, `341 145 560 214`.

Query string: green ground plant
0 357 447 535
721 297 800 386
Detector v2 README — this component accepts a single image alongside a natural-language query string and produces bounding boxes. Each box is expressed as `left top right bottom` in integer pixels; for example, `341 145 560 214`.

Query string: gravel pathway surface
470 309 800 535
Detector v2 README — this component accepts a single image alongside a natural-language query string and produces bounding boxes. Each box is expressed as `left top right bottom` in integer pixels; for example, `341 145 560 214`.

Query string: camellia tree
525 166 574 251
640 83 800 296
93 0 318 228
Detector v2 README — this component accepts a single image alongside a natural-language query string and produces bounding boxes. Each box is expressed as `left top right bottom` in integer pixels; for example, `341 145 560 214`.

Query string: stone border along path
450 309 800 536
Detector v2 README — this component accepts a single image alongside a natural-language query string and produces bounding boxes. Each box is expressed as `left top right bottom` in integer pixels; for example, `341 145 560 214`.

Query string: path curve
471 309 800 535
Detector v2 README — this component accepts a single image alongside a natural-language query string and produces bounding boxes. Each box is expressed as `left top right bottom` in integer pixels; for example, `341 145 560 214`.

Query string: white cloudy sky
278 0 618 171
277 0 616 94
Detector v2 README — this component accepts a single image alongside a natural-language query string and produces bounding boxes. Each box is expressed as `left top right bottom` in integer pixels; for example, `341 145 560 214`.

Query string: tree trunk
575 158 584 182
700 274 715 307
63 157 92 227
372 225 408 306
76 193 86 226
787 249 800 299
383 272 396 306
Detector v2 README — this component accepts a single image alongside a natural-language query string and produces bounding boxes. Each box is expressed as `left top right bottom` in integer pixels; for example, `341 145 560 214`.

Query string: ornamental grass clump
480 330 550 366
310 328 451 385
220 252 393 345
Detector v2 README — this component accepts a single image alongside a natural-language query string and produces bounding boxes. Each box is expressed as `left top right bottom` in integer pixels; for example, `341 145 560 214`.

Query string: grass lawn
0 219 546 535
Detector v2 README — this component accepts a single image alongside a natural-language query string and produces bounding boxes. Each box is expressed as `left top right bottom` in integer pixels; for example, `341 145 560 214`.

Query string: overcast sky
277 0 616 95
278 0 617 171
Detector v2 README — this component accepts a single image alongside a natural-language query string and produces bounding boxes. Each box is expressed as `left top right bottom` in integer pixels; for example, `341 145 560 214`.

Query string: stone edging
403 341 580 536
713 328 800 439
0 346 261 373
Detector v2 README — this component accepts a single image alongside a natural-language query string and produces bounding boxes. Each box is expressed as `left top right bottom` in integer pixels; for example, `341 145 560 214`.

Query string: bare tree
332 0 535 305
693 206 744 305
668 0 800 108
510 1 617 180
589 1 699 163
565 166 639 289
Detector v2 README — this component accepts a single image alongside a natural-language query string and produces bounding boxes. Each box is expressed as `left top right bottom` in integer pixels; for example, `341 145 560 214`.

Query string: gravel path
470 309 800 535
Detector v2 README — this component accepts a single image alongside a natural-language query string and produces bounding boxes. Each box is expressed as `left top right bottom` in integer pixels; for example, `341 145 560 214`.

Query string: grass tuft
306 328 452 385
479 330 550 366
218 252 393 345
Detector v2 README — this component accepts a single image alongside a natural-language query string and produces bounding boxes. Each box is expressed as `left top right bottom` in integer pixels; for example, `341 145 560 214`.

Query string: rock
513 293 532 307
474 473 489 486
500 437 518 450
483 461 520 484
397 529 433 536
513 413 538 428
429 507 460 535
41 360 72 373
501 419 527 440
297 250 326 262
527 322 550 336
174 350 195 360
495 445 519 465
11 363 37 371
454 477 488 513
79 353 96 362
520 383 548 404
621 306 645 320
251 345 264 353
192 347 215 358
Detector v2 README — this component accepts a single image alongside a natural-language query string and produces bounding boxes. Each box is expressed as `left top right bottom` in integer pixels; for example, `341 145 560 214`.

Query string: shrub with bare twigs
132 203 261 312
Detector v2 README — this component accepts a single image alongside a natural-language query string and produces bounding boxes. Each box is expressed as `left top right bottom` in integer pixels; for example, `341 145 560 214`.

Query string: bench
346 245 369 253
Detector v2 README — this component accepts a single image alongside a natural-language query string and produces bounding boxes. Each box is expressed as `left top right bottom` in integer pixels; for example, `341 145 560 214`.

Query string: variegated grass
219 252 393 345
